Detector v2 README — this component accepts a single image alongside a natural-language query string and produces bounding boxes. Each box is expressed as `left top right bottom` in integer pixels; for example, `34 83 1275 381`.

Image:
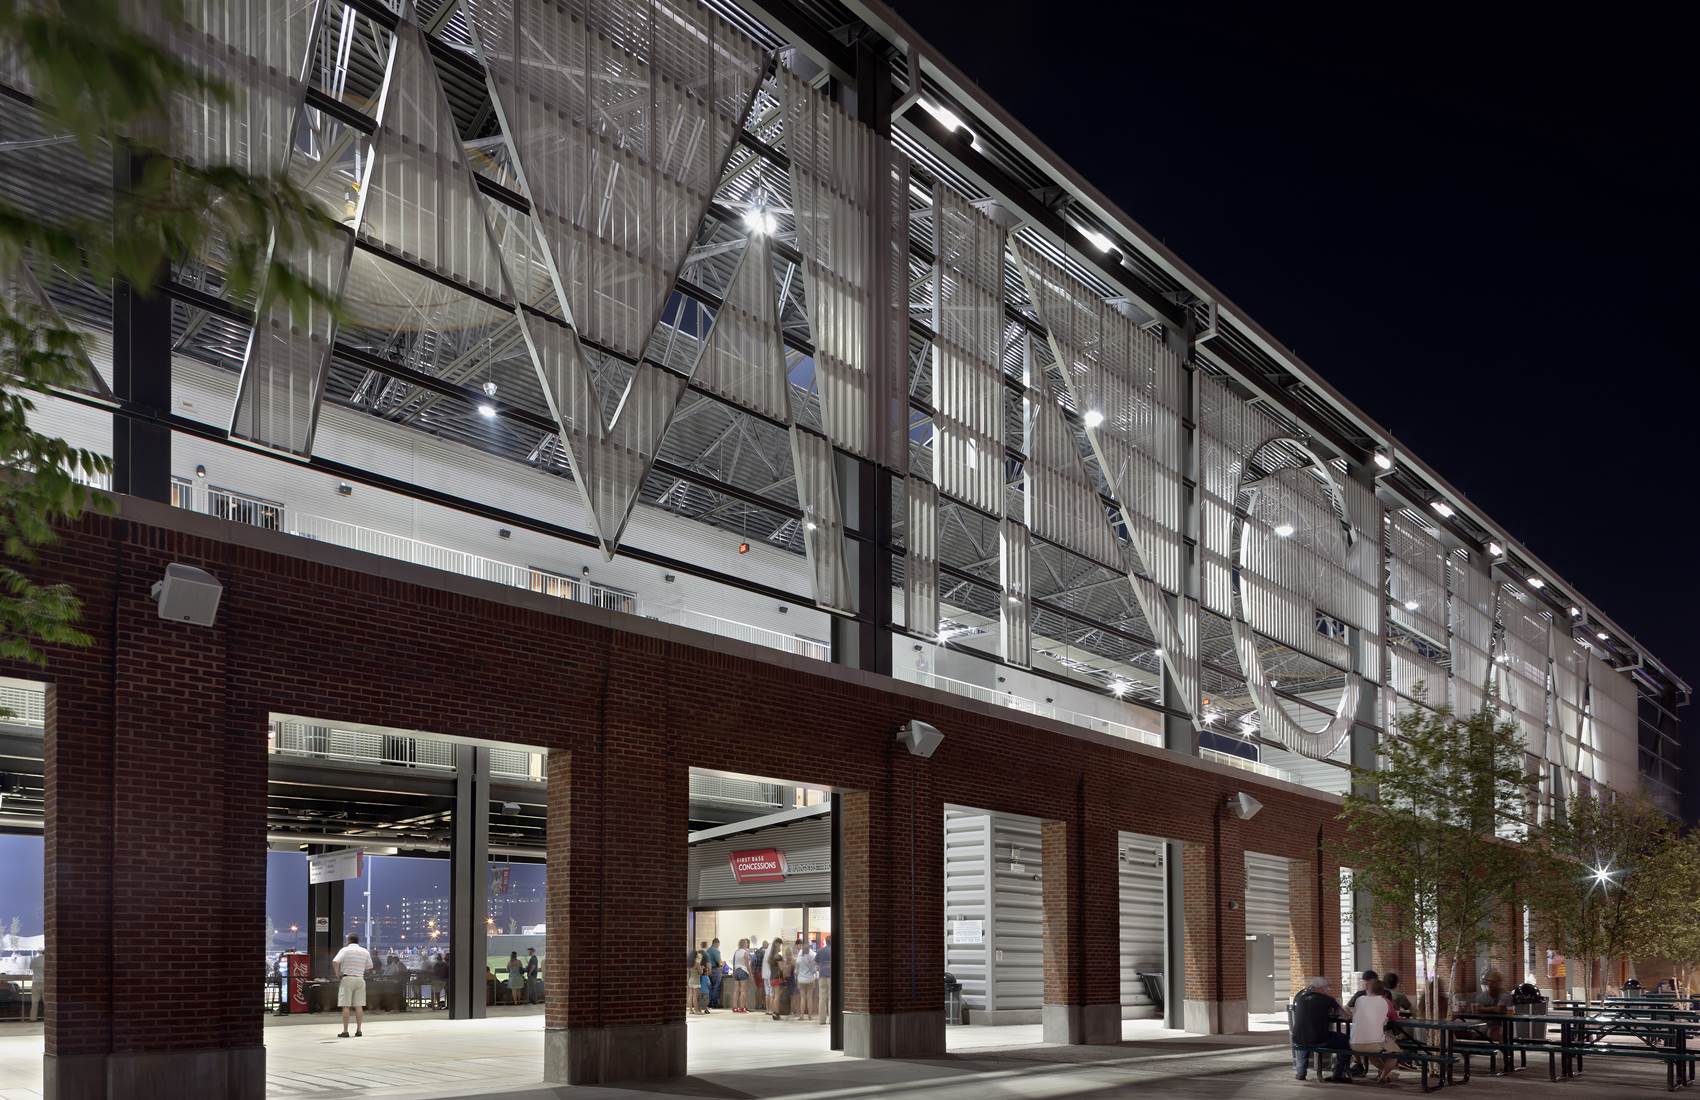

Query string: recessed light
1373 451 1393 471
1488 541 1504 557
1597 631 1609 641
1273 523 1296 538
1569 607 1581 618
1431 501 1454 518
1527 577 1545 590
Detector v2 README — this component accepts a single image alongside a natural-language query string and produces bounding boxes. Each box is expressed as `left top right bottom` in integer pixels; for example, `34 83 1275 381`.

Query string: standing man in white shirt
331 934 373 1038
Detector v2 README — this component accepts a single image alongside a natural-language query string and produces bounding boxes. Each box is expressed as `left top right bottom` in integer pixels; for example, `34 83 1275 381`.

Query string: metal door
1246 933 1275 1012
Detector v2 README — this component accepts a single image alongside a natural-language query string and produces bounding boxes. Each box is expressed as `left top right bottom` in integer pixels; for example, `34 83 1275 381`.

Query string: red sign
729 848 787 883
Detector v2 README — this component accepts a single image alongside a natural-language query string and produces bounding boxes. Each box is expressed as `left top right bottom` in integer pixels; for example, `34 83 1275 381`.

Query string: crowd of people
689 935 832 1024
1290 966 1517 1085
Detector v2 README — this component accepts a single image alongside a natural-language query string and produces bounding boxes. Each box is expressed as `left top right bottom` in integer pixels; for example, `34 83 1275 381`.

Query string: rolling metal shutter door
988 813 1045 1014
689 815 832 906
1118 832 1166 1017
943 809 992 1011
1244 851 1292 1006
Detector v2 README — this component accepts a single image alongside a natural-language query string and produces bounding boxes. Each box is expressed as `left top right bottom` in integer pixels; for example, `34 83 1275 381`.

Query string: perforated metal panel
931 186 1006 515
692 232 789 423
904 476 940 637
792 428 852 613
1000 518 1030 668
1023 378 1119 568
1590 653 1639 793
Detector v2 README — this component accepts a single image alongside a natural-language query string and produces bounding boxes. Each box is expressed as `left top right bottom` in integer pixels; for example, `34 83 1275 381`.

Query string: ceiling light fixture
1403 599 1420 611
1083 409 1105 429
1372 450 1393 471
1109 680 1130 698
1273 523 1296 538
1597 631 1609 641
1431 501 1454 518
1569 606 1582 618
1488 541 1504 557
741 206 777 237
477 402 497 418
1527 577 1546 590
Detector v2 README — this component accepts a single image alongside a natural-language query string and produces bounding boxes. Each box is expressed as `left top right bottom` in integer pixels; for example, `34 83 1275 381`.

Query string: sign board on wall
950 919 983 945
308 848 363 884
729 849 787 883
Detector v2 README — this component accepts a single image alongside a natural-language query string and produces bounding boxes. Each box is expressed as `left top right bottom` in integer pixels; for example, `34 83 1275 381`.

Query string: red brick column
1040 804 1120 1044
839 752 944 1057
1182 815 1246 1033
46 531 268 1099
543 641 689 1084
1287 859 1341 996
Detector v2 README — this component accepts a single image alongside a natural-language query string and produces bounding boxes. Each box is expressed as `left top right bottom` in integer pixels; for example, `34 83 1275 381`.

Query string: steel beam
449 744 491 1019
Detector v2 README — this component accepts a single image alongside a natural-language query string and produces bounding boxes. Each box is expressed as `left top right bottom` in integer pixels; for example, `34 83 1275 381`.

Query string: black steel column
829 791 844 1050
307 868 345 979
449 744 490 1019
110 143 172 502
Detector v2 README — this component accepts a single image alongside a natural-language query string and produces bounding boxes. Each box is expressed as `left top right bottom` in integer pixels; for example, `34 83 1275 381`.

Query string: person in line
506 951 525 1005
705 938 723 1011
788 937 803 1013
332 933 373 1038
688 947 708 1015
1349 978 1398 1085
815 935 832 1025
794 939 819 1019
525 948 540 1004
29 951 45 1023
766 940 789 1020
731 938 752 1014
1291 975 1352 1082
748 939 767 1013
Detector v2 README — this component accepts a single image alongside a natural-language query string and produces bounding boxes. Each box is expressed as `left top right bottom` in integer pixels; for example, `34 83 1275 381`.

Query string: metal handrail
1200 746 1292 783
662 608 830 662
911 670 1163 747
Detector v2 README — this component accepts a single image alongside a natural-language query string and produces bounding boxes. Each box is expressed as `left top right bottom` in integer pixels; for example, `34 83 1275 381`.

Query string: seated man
1291 975 1353 1082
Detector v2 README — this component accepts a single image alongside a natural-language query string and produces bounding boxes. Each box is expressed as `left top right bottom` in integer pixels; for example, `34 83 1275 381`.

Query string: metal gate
943 809 991 1014
941 807 1045 1023
1243 851 1292 1009
1118 832 1166 1017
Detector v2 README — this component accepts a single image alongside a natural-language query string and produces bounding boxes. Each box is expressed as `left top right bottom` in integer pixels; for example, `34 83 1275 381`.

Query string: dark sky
893 1 1699 690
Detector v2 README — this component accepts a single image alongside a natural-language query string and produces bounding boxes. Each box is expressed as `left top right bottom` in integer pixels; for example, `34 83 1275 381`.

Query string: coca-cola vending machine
284 952 310 1013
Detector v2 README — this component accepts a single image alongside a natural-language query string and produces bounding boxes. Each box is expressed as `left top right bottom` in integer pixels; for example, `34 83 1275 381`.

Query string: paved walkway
0 1010 1683 1098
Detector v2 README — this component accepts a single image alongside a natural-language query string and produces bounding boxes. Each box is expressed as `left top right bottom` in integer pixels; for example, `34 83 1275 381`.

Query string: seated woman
1349 979 1400 1085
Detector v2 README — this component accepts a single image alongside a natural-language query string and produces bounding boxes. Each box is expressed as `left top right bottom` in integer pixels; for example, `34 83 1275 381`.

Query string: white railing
661 608 830 663
0 682 45 727
1201 746 1292 783
912 670 1163 748
272 721 546 781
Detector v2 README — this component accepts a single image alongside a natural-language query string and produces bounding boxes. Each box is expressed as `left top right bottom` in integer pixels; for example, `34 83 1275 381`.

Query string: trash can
944 972 965 1026
1512 983 1547 1040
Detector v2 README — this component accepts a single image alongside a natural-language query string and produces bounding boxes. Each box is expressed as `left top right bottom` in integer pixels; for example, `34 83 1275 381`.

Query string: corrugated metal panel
1117 831 1165 1017
688 814 830 907
943 809 992 1011
988 812 1045 1013
1244 850 1292 1007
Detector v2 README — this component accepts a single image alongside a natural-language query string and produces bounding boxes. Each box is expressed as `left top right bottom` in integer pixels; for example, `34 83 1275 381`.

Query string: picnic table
1457 1010 1700 1090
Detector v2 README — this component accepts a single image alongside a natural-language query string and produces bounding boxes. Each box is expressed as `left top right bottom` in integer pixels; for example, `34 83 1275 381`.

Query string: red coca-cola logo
729 848 787 883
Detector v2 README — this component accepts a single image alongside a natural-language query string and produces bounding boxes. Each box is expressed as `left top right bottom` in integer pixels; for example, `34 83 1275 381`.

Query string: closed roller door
943 809 992 1011
1118 832 1166 1017
988 813 1045 1014
1244 851 1292 1007
689 815 832 906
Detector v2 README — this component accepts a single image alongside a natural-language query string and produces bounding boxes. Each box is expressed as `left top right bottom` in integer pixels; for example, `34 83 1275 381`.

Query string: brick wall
18 504 1352 1059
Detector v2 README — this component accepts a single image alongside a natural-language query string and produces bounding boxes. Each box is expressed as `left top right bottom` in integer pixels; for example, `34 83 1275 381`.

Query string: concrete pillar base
48 1046 266 1100
842 1010 945 1058
544 1021 685 1085
1183 998 1248 1035
1041 1002 1122 1045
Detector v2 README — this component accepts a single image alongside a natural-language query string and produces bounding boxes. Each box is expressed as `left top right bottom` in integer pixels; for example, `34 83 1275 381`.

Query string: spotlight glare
1403 599 1420 611
477 402 497 418
1083 409 1105 429
1273 523 1296 538
1431 501 1454 518
1372 451 1393 471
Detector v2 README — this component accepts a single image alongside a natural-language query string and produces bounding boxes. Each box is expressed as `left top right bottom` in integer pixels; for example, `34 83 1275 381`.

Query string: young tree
0 0 336 672
1527 793 1670 1003
1340 695 1536 1018
1623 828 1700 993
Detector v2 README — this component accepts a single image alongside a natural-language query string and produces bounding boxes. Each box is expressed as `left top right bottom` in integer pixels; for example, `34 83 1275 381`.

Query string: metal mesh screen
930 185 1006 515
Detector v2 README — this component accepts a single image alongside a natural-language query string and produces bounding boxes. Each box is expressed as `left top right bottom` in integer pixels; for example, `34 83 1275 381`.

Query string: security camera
896 719 944 759
1226 792 1263 821
150 563 223 627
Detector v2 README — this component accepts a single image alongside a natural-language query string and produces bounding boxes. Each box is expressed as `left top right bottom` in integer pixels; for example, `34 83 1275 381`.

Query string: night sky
893 1 1699 689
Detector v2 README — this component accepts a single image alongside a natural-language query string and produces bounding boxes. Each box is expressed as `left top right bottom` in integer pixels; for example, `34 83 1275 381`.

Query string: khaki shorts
337 976 367 1008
